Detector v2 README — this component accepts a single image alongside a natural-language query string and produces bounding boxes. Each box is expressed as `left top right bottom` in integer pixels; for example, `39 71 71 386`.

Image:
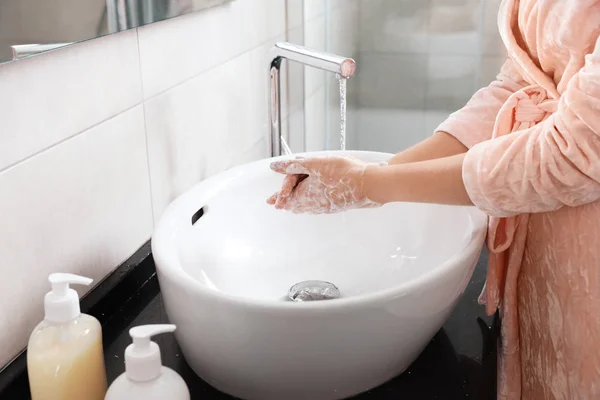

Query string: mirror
0 0 234 64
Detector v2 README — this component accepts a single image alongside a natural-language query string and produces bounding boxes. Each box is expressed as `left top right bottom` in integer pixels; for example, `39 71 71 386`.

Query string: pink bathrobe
436 1 600 398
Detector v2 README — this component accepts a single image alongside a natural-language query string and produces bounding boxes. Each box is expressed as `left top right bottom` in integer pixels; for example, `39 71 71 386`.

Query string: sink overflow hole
191 206 205 225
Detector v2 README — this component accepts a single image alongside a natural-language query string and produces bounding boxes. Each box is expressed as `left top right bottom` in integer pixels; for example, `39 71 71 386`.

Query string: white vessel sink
152 150 487 400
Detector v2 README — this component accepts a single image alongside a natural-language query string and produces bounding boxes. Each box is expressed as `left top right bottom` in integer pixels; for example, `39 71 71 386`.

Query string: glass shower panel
323 0 505 154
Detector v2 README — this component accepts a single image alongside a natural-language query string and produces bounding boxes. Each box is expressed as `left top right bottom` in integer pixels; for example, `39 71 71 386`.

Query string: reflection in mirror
0 0 233 64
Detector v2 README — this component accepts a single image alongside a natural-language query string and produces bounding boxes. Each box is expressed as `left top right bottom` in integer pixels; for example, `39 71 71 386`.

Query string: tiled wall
0 0 358 368
352 0 505 152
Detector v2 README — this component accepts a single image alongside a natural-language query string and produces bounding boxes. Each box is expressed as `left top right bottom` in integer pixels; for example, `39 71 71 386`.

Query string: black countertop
0 243 497 400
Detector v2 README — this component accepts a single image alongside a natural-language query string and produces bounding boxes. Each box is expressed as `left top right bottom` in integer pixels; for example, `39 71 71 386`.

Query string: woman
267 1 600 399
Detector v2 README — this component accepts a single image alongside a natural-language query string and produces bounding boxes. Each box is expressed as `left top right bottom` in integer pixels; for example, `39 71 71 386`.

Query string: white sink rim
152 150 488 311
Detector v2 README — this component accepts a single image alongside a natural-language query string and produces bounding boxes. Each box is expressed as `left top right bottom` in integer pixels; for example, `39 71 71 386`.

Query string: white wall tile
230 137 270 168
304 86 326 151
282 26 306 119
304 0 326 21
304 15 326 97
0 106 153 367
282 2 307 120
137 0 286 99
0 29 142 172
286 0 305 30
284 108 307 153
327 0 359 57
144 40 275 223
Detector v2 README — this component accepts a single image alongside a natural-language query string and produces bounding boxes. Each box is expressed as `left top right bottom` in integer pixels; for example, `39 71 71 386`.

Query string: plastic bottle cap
125 324 177 382
44 273 93 323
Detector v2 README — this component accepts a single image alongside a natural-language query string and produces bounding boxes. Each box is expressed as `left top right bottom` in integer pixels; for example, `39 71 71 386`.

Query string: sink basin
152 150 487 400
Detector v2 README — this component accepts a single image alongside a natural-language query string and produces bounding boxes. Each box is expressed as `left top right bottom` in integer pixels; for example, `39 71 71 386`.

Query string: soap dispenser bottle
105 324 190 400
27 273 107 400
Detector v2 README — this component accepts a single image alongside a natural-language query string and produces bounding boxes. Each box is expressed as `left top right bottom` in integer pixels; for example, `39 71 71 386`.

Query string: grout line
0 102 143 176
142 31 286 103
1 9 356 176
140 103 156 229
0 30 287 176
135 27 156 228
134 28 148 104
286 0 326 32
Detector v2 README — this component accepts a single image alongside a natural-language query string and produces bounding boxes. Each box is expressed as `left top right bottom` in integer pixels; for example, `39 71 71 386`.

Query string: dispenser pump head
44 273 93 323
125 324 176 382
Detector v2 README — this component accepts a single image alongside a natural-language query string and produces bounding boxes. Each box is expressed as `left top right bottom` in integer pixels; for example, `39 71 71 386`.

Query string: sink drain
288 280 340 302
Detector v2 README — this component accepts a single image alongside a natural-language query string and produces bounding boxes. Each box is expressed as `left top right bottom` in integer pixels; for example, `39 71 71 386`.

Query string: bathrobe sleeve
463 38 600 217
435 58 525 149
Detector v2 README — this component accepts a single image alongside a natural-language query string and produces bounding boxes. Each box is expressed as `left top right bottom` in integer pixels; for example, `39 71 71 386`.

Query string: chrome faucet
268 42 356 157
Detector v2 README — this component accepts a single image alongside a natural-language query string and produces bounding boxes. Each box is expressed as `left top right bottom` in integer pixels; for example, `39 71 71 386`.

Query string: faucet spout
268 42 356 157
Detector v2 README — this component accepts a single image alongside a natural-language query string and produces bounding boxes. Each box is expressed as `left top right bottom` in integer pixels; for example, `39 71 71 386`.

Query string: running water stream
339 77 347 151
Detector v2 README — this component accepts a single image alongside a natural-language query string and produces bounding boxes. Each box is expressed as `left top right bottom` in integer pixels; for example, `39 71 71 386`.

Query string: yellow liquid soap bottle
27 273 107 400
105 324 190 400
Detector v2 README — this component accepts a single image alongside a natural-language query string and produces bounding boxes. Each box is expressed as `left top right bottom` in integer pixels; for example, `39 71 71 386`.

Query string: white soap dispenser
105 324 190 400
27 273 107 400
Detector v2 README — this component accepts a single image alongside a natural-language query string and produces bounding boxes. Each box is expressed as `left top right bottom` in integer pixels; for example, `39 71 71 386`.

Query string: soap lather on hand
267 155 383 214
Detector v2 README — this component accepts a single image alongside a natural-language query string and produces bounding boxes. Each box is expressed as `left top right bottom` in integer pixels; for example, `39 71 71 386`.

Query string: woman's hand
267 156 383 214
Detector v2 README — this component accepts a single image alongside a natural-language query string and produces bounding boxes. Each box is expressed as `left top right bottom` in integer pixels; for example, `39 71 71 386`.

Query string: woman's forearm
387 131 468 165
364 153 473 206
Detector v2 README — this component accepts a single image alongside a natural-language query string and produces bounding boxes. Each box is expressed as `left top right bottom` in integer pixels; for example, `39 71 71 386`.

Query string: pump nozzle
49 273 93 296
44 273 93 323
125 324 177 382
130 324 176 350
